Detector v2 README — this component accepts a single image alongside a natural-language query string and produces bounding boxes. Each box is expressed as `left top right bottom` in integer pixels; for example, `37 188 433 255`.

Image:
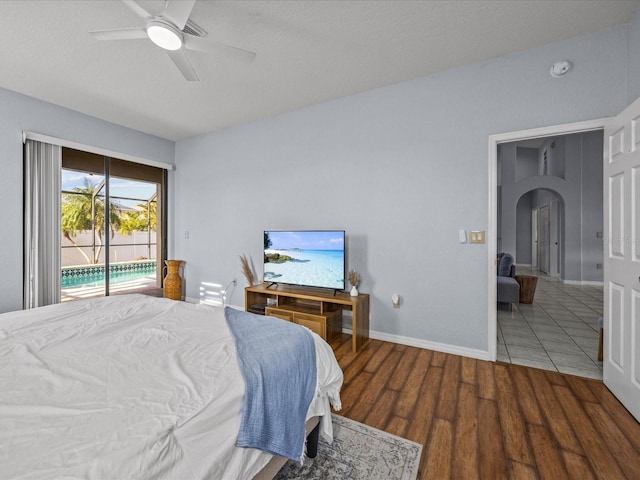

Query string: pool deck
61 275 163 301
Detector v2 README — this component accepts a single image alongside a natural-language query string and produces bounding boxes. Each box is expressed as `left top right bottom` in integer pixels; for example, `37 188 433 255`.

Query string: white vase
350 285 358 297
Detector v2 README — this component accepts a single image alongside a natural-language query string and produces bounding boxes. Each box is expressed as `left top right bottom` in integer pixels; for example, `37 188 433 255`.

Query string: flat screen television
263 230 345 290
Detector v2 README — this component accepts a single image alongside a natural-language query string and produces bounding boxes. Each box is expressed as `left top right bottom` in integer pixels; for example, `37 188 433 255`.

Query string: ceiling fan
89 0 256 81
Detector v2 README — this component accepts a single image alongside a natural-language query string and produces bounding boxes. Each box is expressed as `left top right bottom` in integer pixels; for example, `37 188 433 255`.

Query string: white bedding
0 294 343 479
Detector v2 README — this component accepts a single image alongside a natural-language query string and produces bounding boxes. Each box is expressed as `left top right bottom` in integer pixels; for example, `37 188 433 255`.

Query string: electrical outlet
596 263 602 269
392 294 400 308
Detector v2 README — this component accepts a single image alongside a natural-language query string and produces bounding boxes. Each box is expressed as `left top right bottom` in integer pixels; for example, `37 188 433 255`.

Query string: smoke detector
550 61 572 78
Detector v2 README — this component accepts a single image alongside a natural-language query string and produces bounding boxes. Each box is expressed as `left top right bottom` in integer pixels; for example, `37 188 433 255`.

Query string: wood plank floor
329 334 640 480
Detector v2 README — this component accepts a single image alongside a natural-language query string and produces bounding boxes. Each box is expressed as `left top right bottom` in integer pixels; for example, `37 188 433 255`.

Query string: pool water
61 269 156 289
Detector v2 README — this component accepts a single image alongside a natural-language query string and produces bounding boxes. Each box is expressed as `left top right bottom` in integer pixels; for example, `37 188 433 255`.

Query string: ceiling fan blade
167 49 199 81
163 0 196 30
183 34 256 64
121 0 152 20
90 28 148 41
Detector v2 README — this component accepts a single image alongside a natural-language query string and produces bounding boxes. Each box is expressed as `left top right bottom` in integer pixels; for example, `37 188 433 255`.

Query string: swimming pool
61 260 157 289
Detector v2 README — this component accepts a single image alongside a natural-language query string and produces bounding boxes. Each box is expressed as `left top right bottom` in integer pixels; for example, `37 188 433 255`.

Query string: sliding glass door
60 148 165 301
107 175 159 296
61 168 105 299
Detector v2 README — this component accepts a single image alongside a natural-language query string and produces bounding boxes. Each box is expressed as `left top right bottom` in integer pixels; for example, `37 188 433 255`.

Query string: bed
0 294 343 479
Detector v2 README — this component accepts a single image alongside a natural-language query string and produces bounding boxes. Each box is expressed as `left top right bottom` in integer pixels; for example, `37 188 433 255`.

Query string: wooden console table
245 284 370 353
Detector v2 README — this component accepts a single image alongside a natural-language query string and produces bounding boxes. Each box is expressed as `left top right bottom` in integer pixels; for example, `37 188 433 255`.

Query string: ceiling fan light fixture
146 19 183 51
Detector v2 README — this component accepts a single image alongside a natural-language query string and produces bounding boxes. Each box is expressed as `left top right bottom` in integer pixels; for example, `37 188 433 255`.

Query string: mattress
0 294 343 479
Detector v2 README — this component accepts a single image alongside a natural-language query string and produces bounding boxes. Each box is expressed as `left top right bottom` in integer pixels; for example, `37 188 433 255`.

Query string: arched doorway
516 188 564 278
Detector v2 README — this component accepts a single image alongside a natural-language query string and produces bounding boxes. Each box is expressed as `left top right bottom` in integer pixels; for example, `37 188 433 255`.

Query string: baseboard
342 327 490 361
561 280 604 286
187 296 491 361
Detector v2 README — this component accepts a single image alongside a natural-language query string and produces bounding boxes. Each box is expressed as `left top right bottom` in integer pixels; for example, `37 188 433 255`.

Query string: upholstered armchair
497 253 519 310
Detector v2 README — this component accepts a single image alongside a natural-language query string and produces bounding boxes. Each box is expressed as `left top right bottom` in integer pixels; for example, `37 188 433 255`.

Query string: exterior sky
62 169 157 204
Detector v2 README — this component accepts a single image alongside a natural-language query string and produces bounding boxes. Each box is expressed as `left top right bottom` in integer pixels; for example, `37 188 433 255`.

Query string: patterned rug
275 415 422 480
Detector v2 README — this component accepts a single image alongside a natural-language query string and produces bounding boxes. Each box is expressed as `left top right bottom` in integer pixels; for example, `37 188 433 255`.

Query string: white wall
628 10 640 104
581 132 605 282
515 190 534 265
0 87 174 313
173 22 633 355
515 147 538 183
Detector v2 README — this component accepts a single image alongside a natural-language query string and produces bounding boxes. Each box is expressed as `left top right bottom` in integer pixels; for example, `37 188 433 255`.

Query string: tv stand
266 282 339 297
245 283 369 353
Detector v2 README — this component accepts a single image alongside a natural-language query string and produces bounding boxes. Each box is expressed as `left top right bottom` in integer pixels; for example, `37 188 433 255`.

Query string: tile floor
497 266 603 380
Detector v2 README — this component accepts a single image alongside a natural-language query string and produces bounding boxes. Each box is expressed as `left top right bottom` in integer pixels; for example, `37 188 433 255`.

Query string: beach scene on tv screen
264 231 345 289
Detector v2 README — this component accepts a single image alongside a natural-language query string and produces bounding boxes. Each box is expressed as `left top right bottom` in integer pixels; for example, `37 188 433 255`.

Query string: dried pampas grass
240 254 254 286
348 269 360 287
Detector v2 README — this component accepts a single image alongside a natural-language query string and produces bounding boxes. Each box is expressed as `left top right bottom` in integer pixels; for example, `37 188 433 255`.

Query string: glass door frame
61 148 165 300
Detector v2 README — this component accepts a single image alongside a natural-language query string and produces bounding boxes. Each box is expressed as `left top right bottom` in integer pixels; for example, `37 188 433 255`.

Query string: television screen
263 230 345 290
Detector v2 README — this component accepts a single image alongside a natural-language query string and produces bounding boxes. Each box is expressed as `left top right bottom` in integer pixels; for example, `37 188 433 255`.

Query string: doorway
496 133 603 378
538 204 550 273
488 118 607 362
60 148 166 301
527 194 561 276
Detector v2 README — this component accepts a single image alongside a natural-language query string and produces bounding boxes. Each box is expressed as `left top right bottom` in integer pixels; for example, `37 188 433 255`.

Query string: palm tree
61 181 122 264
118 200 157 234
263 231 273 263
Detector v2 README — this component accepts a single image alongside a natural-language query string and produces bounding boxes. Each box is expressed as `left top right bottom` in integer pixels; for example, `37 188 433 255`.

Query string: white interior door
549 199 559 277
603 96 640 422
531 208 538 267
538 205 550 274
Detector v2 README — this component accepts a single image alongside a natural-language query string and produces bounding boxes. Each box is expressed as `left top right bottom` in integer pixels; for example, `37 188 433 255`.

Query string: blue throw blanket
224 307 317 462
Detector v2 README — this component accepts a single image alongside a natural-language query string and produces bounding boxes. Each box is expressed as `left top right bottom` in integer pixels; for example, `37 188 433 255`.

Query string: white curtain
24 139 62 308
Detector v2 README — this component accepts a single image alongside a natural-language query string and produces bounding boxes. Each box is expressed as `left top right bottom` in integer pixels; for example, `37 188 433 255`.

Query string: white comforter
0 294 343 479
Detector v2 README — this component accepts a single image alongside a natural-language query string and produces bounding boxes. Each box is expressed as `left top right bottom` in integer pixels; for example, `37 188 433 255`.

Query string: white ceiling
1 0 638 141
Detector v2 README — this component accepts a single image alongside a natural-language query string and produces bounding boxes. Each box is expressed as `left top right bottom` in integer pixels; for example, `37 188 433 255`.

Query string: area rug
275 415 422 480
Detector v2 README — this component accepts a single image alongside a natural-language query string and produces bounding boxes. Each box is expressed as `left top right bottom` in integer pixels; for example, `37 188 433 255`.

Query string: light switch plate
469 230 485 244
